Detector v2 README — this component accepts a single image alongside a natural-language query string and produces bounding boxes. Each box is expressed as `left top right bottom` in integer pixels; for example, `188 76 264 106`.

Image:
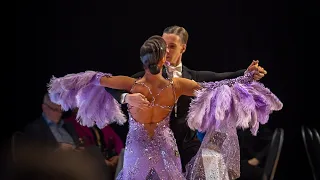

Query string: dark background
14 0 311 179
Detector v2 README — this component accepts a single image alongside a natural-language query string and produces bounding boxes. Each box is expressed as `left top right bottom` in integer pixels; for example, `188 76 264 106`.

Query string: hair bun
148 64 160 75
148 64 157 68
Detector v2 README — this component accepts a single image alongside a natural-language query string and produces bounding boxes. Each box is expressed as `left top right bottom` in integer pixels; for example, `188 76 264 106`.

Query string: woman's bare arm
100 76 136 92
173 78 201 97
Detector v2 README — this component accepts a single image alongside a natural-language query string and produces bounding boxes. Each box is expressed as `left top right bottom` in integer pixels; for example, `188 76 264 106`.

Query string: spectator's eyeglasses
44 103 63 113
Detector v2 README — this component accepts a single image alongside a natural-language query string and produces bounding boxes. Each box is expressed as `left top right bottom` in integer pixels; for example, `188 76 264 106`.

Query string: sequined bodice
128 113 171 139
117 112 185 180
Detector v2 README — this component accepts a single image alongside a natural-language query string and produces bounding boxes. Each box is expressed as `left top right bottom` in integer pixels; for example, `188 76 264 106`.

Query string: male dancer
105 25 267 171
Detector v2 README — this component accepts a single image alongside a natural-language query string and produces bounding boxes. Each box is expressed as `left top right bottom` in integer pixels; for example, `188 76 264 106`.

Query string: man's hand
248 158 260 166
58 143 75 151
125 93 150 110
105 155 119 168
73 146 85 152
246 60 267 81
109 155 119 165
105 159 114 167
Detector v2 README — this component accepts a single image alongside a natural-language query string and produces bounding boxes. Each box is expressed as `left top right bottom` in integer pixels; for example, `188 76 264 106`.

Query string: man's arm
195 60 266 82
24 122 40 139
23 122 48 148
195 69 246 82
104 88 126 103
104 71 145 103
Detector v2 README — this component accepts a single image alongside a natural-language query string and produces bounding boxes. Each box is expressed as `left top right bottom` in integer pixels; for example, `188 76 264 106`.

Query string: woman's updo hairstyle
140 35 167 75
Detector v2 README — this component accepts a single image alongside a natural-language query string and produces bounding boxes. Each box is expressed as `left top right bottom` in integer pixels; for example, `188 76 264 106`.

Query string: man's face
162 33 185 66
43 101 63 122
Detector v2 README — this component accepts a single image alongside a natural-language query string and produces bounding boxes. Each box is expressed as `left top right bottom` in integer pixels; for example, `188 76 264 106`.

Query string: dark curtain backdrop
14 0 310 179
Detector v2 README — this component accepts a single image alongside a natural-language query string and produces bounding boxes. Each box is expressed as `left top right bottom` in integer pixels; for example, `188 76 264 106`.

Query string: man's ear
181 44 186 53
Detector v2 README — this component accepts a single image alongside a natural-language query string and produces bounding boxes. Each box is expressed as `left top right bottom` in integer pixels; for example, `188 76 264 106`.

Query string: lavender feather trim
47 71 127 128
187 73 283 135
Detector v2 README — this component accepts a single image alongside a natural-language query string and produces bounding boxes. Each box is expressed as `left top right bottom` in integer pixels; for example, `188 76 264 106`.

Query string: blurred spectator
24 93 80 152
237 124 273 180
65 109 125 179
197 124 273 180
20 92 113 179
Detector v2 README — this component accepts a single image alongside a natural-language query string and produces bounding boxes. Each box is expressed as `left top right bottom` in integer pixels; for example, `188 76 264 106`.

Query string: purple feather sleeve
187 72 283 136
185 72 283 179
47 71 127 128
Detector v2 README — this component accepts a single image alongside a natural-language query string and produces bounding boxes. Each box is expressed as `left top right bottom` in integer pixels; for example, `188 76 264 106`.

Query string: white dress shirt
165 62 183 78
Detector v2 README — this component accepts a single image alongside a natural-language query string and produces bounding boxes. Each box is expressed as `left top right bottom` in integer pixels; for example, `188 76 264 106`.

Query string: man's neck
175 62 182 68
170 57 182 67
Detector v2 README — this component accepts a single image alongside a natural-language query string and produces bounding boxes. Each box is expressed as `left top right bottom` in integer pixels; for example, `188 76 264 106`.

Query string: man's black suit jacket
105 66 245 170
24 116 80 151
23 117 114 180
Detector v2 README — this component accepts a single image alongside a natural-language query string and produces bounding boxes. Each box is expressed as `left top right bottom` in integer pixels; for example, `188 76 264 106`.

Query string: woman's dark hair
140 35 167 75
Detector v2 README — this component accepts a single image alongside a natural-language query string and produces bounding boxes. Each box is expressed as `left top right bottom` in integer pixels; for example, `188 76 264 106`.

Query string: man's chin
167 59 175 64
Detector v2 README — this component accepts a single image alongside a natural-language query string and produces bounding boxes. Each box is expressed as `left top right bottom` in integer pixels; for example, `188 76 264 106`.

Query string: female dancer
48 35 282 179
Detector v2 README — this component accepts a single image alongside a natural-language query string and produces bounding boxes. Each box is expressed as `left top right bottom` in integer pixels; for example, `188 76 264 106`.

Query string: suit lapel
182 66 192 80
63 122 79 145
38 117 58 146
162 66 168 79
174 65 193 118
162 65 191 79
